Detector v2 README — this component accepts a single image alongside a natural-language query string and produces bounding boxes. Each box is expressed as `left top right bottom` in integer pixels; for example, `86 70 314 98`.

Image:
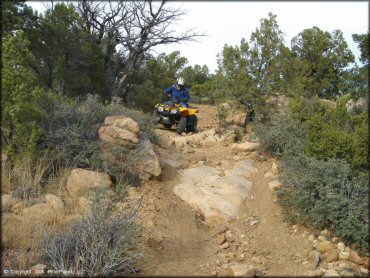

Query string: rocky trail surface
127 104 369 277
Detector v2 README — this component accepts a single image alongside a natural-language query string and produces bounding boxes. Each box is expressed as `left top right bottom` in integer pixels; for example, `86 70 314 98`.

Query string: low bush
278 154 369 251
44 190 141 276
255 96 369 252
254 112 306 156
41 95 156 188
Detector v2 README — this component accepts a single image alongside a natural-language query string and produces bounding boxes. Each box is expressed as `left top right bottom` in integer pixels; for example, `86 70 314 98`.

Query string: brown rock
66 168 112 198
220 242 230 249
104 115 126 125
339 252 349 260
173 137 187 149
2 213 23 248
1 194 18 211
45 194 64 214
10 201 26 214
225 231 234 242
308 250 321 263
99 125 138 145
77 197 92 215
217 234 226 245
340 270 354 277
99 115 140 145
364 258 369 269
20 203 56 223
320 229 330 236
348 250 364 265
203 135 217 147
112 117 139 134
318 241 334 253
214 224 228 235
227 263 255 277
268 180 282 193
324 269 339 276
337 242 345 252
251 256 262 264
137 140 161 180
325 249 339 263
231 142 259 154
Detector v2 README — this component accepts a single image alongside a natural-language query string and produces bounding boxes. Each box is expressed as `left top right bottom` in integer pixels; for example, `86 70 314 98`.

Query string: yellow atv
153 102 199 134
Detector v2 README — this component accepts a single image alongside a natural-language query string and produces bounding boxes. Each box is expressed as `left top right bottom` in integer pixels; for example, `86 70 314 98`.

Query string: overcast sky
27 1 368 73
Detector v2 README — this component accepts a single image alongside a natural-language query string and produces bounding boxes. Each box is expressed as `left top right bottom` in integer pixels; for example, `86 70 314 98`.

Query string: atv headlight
170 110 178 114
158 107 163 112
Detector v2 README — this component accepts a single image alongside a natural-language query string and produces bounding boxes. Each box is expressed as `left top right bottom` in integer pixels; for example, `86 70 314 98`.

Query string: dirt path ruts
133 104 313 276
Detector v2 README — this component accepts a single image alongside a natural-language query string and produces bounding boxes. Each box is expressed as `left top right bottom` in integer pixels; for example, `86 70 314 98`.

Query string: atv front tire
177 116 187 134
187 115 198 132
152 110 160 125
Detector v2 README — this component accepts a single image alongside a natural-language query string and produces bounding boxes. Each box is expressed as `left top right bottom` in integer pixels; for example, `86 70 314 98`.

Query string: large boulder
318 241 334 253
66 168 112 198
137 140 161 181
108 116 139 134
174 160 255 224
1 194 18 212
2 213 23 248
20 203 56 223
348 250 364 265
99 115 139 145
45 194 64 214
231 142 259 154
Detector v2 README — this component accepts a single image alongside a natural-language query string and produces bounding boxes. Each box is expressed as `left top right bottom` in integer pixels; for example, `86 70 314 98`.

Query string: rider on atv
163 77 190 107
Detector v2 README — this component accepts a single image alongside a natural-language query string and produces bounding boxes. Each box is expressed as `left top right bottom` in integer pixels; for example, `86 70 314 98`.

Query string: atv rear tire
187 115 198 132
162 123 172 129
177 116 187 134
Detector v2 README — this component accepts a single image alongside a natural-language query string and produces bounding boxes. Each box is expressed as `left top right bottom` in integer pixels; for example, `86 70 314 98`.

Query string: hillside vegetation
1 1 368 275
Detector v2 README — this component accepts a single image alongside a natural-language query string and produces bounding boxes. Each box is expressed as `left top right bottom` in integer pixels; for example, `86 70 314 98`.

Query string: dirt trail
132 104 313 276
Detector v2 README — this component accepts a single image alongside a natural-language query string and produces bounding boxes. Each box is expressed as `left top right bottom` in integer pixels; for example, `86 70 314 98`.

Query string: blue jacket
164 85 190 104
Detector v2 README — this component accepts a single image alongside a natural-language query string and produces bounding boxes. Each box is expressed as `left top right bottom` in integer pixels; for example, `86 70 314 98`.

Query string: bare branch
75 0 203 98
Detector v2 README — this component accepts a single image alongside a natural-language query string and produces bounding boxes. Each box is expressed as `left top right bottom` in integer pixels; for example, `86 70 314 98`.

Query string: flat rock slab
174 160 255 224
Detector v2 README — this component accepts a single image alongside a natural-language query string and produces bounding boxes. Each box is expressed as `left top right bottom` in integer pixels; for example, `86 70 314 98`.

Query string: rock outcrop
45 194 64 214
231 142 259 154
165 128 237 150
137 140 161 180
173 160 256 224
20 203 56 223
66 168 112 198
99 115 140 144
99 115 161 181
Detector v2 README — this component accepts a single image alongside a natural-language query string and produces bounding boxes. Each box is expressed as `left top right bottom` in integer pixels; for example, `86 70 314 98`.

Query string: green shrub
254 112 307 156
39 94 156 190
256 96 369 252
278 154 369 251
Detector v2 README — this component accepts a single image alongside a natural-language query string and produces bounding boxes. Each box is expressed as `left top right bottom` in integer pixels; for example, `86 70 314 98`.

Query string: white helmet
176 77 185 86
